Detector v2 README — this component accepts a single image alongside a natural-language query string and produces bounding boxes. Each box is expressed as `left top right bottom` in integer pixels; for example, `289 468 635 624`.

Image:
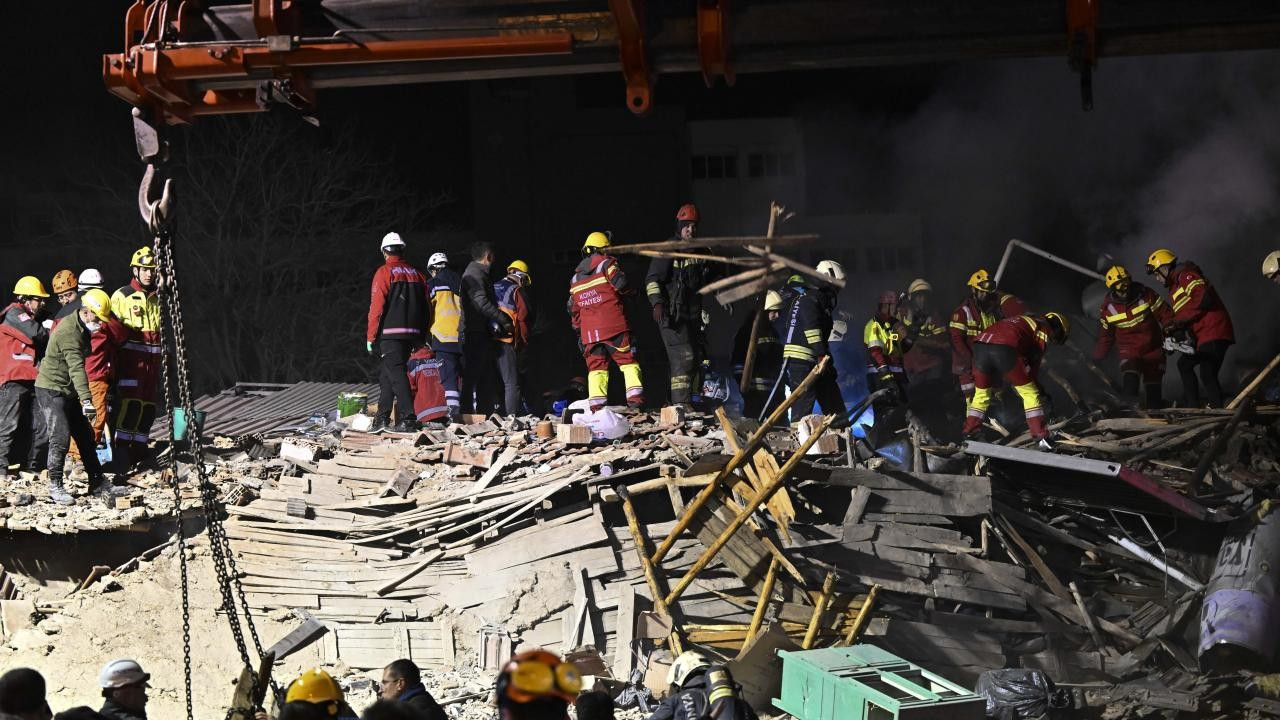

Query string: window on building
691 154 737 180
746 151 796 178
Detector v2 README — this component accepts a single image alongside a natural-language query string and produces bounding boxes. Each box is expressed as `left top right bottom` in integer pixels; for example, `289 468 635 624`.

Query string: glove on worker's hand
81 401 96 420
652 303 667 327
497 314 514 336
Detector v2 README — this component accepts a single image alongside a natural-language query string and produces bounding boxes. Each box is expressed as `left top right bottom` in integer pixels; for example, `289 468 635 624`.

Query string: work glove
81 401 96 420
652 303 667 327
366 341 374 355
41 319 53 330
497 314 514 336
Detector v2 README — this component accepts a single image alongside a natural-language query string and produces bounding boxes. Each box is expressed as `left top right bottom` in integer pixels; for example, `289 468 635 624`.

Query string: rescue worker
36 289 119 504
493 260 533 415
647 651 757 720
962 313 1070 445
284 669 358 720
569 232 645 410
1263 251 1280 285
97 659 150 720
0 668 53 720
865 290 912 405
732 291 783 418
51 270 79 323
771 261 847 422
69 304 127 464
646 204 721 408
110 247 162 470
425 253 465 420
494 650 580 720
366 232 428 432
79 269 104 292
1093 265 1172 408
1147 249 1235 408
0 277 51 482
378 659 445 720
461 242 513 414
406 346 449 425
54 269 103 327
949 269 1029 400
900 279 951 388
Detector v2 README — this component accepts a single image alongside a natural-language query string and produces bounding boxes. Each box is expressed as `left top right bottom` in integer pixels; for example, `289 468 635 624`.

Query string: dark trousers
435 349 462 411
1178 339 1230 408
785 359 846 422
0 381 45 473
37 387 101 485
377 339 417 424
659 321 703 405
495 342 523 415
462 333 498 414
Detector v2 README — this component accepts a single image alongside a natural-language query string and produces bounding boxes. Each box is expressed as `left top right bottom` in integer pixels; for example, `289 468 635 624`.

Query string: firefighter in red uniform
568 232 644 410
1093 265 1173 408
962 313 1070 444
949 269 1028 400
1146 248 1235 408
110 247 162 470
0 277 51 481
366 232 429 432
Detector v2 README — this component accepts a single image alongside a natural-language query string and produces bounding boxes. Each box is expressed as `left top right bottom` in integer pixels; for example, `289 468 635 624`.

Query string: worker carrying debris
569 231 645 410
495 649 581 720
462 242 514 414
1147 248 1235 408
35 289 122 504
648 651 757 720
646 204 721 408
425 252 465 421
492 260 533 415
864 290 913 410
732 290 783 418
0 276 51 482
949 269 1029 400
110 247 163 470
1092 265 1173 408
772 261 848 422
962 312 1070 444
366 232 428 433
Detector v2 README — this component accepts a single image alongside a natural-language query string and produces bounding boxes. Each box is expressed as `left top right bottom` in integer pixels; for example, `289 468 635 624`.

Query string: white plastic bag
572 407 632 440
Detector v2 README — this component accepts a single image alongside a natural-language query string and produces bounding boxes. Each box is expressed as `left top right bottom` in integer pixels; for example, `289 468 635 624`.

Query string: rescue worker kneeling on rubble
1147 248 1235 408
569 232 644 410
771 261 847 423
949 269 1029 401
647 651 757 720
282 669 358 720
495 650 581 720
1093 265 1172 408
963 313 1070 445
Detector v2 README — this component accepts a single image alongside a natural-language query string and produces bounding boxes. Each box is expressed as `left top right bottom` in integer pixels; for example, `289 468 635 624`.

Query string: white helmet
78 268 104 289
764 290 783 312
1263 251 1280 279
667 651 711 687
816 259 845 283
907 278 932 296
428 252 448 268
381 232 406 250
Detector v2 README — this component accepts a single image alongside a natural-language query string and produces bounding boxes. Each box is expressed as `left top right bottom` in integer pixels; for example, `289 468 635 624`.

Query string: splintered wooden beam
617 486 684 654
610 234 819 254
803 570 837 649
743 557 780 652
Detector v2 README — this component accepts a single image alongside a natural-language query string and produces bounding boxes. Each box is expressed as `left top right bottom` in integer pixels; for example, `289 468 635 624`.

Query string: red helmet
878 290 898 305
676 204 700 223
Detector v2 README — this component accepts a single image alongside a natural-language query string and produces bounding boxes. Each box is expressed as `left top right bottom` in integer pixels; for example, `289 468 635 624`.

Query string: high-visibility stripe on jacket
492 276 531 348
976 315 1050 362
645 253 721 324
110 279 162 347
407 346 449 422
427 268 465 350
948 293 1026 373
776 278 834 363
863 316 905 373
569 253 630 345
1164 262 1234 347
1093 284 1171 361
0 303 46 384
367 257 428 342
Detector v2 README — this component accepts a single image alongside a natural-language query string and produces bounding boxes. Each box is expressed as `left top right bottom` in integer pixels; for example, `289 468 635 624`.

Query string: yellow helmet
507 259 531 286
1044 312 1070 343
81 289 113 322
907 278 932 296
131 247 157 269
285 669 343 713
582 231 612 253
52 270 78 295
763 290 783 312
13 276 49 298
1103 265 1131 290
1146 248 1176 275
1263 251 1280 279
967 269 994 292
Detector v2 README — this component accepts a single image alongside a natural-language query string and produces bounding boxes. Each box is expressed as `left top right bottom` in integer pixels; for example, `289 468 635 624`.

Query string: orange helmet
676 204 700 223
498 650 582 707
52 270 78 295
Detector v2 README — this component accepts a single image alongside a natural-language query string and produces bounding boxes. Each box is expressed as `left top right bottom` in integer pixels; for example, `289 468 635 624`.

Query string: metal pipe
993 238 1105 287
1109 536 1204 592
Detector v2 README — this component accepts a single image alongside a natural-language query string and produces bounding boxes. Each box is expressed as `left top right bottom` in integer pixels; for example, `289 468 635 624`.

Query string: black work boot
370 416 389 432
391 420 419 433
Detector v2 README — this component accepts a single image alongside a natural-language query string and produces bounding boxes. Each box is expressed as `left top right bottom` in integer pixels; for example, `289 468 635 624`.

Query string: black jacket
462 261 505 337
99 701 145 720
398 685 446 720
647 671 757 720
645 253 722 325
775 277 836 364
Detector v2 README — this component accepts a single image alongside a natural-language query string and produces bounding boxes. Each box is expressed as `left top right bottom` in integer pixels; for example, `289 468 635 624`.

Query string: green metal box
774 645 985 720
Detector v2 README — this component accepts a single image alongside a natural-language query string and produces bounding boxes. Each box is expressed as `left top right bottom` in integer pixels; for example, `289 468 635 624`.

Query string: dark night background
7 2 1280 403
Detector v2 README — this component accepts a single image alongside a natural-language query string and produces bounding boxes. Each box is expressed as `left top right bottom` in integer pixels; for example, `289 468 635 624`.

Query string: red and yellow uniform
569 251 643 409
949 292 1027 397
1164 262 1234 347
110 278 162 450
963 315 1055 439
1093 283 1171 403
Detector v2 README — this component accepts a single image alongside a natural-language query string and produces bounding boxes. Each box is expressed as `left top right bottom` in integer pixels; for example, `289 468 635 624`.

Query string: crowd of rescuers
0 648 757 720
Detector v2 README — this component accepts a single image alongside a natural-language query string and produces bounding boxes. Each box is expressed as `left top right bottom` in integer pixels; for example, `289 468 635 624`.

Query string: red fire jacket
407 346 449 423
569 253 631 345
1093 284 1171 362
1164 262 1234 347
0 303 45 384
367 257 428 343
976 315 1051 368
949 293 1028 374
86 317 129 383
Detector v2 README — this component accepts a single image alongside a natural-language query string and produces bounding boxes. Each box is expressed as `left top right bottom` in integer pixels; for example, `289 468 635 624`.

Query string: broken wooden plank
471 447 519 498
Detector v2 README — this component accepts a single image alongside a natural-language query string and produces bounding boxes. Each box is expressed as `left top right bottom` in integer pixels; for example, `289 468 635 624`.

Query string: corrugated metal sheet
152 381 380 439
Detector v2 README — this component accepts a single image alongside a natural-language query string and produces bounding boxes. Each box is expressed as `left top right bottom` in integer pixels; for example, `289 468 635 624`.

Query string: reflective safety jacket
646 253 721 325
1093 284 1171 362
569 253 631 345
492 275 531 349
902 308 948 376
367 257 428 342
427 268 465 351
0 303 47 384
407 346 449 423
732 312 782 391
949 293 1027 373
775 277 835 364
110 279 162 356
864 314 909 374
1164 261 1234 347
647 669 758 720
976 315 1051 369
